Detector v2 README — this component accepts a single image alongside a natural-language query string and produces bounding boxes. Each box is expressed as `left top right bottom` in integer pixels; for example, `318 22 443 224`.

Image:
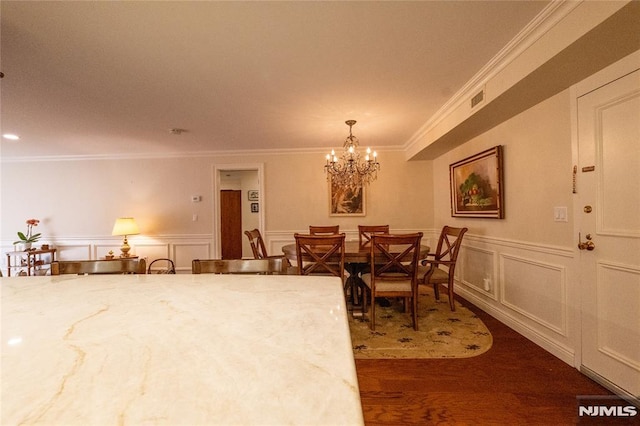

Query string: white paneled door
578 67 640 397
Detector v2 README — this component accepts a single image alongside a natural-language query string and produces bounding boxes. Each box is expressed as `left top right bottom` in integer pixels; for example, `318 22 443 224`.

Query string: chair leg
361 284 368 317
448 281 456 311
411 294 418 331
370 293 376 330
433 282 440 300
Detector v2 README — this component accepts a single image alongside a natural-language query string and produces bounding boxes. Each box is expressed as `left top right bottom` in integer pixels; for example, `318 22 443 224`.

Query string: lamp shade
112 217 140 236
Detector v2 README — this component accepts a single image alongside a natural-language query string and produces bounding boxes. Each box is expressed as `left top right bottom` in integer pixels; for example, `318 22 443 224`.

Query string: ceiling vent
470 89 485 108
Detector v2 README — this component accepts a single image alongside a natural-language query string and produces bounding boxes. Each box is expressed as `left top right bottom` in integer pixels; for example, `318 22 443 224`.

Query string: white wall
432 90 573 246
1 150 433 272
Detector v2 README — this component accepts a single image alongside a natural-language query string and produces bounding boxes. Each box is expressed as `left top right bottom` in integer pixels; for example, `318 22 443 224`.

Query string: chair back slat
371 233 423 280
51 259 146 275
308 225 340 236
358 225 390 246
192 258 288 274
433 226 468 264
294 233 345 279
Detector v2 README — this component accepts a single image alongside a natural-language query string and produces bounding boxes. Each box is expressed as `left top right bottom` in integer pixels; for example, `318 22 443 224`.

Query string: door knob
578 233 595 251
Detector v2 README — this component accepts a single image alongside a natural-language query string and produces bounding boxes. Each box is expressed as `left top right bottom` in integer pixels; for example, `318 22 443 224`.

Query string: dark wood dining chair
244 229 269 259
244 228 291 274
191 258 288 274
361 233 423 331
51 258 146 275
308 225 340 235
358 225 389 246
354 225 391 300
294 233 346 280
418 226 468 311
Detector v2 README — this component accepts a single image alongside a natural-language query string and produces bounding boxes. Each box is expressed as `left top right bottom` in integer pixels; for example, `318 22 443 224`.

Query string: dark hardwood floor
355 295 615 425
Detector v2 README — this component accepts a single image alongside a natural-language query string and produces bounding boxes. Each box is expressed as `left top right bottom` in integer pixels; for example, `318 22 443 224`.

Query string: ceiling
0 1 550 159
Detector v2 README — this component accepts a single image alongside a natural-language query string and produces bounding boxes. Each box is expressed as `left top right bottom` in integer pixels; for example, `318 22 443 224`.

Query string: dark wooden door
220 190 242 259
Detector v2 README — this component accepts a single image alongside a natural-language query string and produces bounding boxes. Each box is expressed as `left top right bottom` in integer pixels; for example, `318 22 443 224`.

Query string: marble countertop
1 274 364 425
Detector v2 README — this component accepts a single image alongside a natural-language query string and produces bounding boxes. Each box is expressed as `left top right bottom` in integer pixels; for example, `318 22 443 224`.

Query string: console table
5 248 57 276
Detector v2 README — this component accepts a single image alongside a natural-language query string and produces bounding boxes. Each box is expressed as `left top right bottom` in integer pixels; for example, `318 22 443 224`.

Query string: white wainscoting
454 233 577 365
500 254 567 336
1 235 213 275
458 245 499 302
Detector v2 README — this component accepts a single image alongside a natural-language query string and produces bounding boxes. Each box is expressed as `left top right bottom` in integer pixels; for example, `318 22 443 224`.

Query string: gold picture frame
329 178 365 216
450 145 504 218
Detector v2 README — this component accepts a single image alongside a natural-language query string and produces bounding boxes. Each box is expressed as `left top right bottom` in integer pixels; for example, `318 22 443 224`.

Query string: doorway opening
213 163 265 259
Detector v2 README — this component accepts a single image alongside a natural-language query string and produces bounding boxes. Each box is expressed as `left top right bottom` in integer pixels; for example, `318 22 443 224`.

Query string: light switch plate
554 206 568 222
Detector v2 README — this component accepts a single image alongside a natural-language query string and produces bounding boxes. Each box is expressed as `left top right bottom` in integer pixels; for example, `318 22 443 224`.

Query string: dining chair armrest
421 258 456 268
420 254 436 266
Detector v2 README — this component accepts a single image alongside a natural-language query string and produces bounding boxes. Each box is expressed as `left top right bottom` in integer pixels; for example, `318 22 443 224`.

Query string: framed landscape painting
450 145 504 218
329 178 365 216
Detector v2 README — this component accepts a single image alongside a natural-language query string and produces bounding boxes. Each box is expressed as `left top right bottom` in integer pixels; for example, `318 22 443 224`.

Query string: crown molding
403 0 580 153
0 145 404 163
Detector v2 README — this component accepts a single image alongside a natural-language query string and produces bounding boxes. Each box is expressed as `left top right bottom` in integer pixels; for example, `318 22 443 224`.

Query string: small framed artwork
250 202 259 213
450 145 504 218
248 190 259 201
329 177 365 216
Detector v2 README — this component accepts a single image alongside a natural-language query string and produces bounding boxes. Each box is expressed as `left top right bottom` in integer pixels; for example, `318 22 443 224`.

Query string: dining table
282 240 430 313
0 274 364 425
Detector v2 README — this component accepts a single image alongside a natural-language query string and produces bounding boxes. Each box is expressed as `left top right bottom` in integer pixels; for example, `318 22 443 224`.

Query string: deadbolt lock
584 205 593 213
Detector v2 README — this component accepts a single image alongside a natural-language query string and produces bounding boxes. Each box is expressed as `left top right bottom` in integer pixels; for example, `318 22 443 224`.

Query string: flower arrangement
14 219 42 245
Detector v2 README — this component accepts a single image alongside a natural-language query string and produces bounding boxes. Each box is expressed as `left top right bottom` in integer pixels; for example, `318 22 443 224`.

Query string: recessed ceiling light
2 134 20 140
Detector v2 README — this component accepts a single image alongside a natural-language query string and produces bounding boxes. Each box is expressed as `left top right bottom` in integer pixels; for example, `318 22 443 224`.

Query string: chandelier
324 120 380 189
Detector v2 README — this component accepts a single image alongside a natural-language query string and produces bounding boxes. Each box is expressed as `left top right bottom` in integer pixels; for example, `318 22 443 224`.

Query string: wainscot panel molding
500 253 568 336
170 242 212 273
463 233 574 258
1 235 214 275
458 245 499 302
454 233 576 366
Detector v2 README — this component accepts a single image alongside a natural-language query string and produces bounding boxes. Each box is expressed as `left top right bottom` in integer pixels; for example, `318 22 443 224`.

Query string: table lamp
112 217 140 257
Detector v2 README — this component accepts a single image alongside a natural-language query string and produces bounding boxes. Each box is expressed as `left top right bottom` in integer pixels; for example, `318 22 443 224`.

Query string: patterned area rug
348 288 493 359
